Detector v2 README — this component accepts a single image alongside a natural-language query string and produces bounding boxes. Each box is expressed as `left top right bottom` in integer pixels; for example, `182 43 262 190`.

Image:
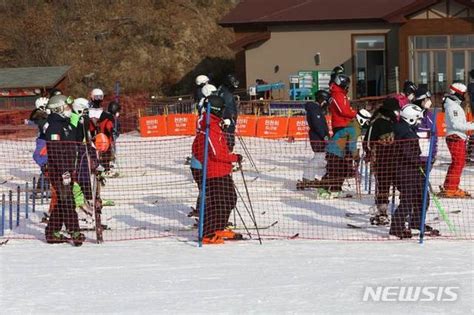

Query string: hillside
0 0 237 97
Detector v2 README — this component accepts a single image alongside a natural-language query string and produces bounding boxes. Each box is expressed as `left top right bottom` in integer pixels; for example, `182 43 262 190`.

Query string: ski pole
238 161 262 244
32 177 36 213
16 186 20 227
25 182 29 219
233 183 258 233
419 109 438 244
233 205 252 240
1 194 5 237
419 167 455 233
238 136 258 173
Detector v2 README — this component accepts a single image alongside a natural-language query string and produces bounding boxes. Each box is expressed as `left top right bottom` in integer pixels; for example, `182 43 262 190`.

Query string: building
0 66 70 108
220 0 474 99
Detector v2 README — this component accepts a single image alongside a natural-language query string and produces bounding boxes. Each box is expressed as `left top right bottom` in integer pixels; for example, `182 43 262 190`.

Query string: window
353 35 386 98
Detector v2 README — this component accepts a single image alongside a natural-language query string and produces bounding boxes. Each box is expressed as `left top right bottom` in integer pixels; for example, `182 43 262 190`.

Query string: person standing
440 83 474 197
466 70 474 164
44 95 84 246
191 95 243 244
393 80 417 109
316 109 371 197
297 90 330 190
391 104 439 238
329 74 356 134
363 98 400 225
413 87 438 163
218 74 240 152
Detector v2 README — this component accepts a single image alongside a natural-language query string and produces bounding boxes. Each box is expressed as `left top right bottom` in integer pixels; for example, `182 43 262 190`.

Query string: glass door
452 51 466 82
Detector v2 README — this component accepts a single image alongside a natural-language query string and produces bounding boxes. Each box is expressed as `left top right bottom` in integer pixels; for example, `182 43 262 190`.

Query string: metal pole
9 190 12 230
1 194 5 237
419 110 438 244
40 173 44 205
16 185 20 227
32 177 36 213
25 182 29 219
197 99 212 247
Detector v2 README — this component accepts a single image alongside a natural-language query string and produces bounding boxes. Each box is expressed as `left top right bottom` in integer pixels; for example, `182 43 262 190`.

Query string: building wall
244 23 399 98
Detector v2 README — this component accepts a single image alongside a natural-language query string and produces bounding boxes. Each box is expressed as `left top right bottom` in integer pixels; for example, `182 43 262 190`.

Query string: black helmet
403 80 417 96
207 95 225 117
224 74 239 90
108 101 121 115
48 88 62 98
333 74 350 90
315 90 331 104
331 65 344 75
380 97 400 121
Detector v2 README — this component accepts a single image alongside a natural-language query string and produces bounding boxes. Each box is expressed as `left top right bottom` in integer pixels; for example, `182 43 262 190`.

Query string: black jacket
393 120 423 184
29 109 49 140
363 110 396 162
44 113 78 180
305 101 329 152
218 85 238 120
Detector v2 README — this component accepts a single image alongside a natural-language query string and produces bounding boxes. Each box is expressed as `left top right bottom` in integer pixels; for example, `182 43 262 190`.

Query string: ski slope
1 239 472 314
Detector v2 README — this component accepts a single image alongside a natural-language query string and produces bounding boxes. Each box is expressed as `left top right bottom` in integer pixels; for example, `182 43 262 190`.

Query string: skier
439 83 474 198
316 109 371 197
363 98 401 225
297 90 330 190
390 104 439 239
413 87 438 163
393 80 417 109
194 75 209 107
329 74 357 134
44 95 85 246
191 95 243 244
467 69 474 164
218 74 240 152
30 97 50 191
329 65 345 86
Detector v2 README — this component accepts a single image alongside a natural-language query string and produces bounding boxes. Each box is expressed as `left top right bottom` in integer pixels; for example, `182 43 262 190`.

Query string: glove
236 154 243 163
62 171 71 186
72 182 85 207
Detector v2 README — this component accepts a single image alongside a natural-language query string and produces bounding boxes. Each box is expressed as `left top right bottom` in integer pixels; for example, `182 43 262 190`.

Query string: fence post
40 173 44 205
198 99 212 247
1 194 5 237
16 185 20 227
419 109 438 244
9 190 12 230
25 182 29 219
32 177 36 213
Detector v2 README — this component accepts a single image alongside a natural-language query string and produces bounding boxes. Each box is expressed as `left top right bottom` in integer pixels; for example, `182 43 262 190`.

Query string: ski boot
202 233 224 245
41 212 50 224
296 178 320 190
369 204 390 226
46 231 68 244
187 207 199 218
316 188 331 199
69 231 86 246
216 230 243 240
438 186 471 198
389 227 412 239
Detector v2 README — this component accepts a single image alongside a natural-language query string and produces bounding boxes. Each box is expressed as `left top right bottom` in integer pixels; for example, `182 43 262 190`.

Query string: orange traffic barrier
256 116 289 138
236 115 258 137
167 114 197 136
287 117 309 138
139 116 167 137
436 112 446 136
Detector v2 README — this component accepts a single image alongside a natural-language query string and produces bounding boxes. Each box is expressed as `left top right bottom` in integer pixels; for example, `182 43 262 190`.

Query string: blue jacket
218 86 238 120
305 101 329 152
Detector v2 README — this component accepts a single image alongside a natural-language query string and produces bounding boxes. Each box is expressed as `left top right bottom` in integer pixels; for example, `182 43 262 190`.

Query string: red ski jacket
192 114 239 178
329 84 357 129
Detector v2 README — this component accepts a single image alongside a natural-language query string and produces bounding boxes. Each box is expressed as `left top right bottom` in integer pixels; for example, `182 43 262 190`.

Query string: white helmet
35 97 49 111
401 104 424 126
72 97 90 115
356 109 372 127
90 88 104 101
47 95 69 114
201 84 217 97
195 75 209 86
449 83 467 101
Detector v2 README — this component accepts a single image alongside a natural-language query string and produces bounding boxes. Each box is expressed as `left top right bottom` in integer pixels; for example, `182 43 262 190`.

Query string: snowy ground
0 133 473 241
1 239 473 314
0 133 473 314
